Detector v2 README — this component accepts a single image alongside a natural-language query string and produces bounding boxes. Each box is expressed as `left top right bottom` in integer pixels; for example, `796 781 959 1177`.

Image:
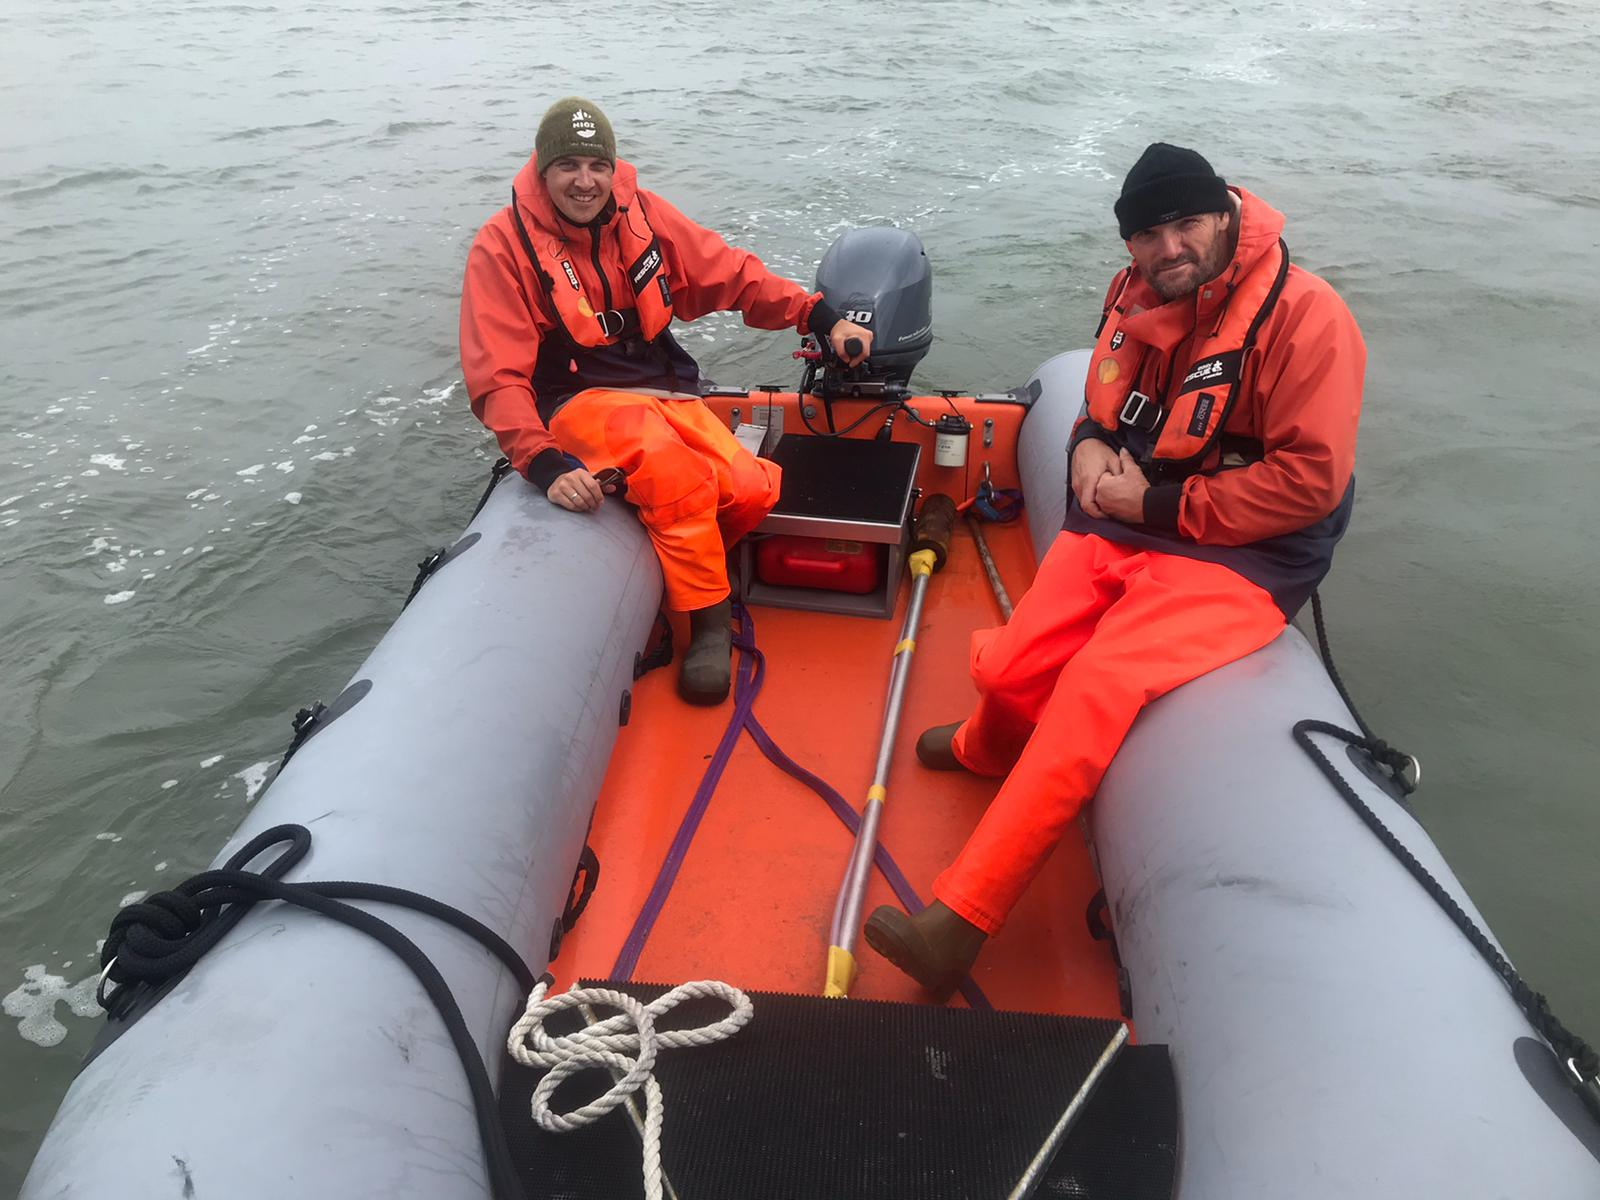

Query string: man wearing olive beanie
460 98 873 705
533 95 617 169
867 143 1368 1000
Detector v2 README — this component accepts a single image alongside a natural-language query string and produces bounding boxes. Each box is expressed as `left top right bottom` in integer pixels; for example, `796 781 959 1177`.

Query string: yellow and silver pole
825 493 958 997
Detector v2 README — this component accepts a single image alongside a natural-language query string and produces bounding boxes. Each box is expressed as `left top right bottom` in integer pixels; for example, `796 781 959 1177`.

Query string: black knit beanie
1114 143 1230 239
535 97 616 169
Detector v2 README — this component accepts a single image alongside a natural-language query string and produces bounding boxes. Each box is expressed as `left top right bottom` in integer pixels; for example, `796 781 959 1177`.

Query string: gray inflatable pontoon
21 352 1600 1199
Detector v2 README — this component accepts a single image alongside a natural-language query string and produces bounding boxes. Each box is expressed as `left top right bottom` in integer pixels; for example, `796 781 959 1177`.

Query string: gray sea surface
2 0 1598 1187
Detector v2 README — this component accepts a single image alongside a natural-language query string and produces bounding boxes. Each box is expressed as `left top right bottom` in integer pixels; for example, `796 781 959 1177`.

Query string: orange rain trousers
549 388 781 611
933 531 1286 935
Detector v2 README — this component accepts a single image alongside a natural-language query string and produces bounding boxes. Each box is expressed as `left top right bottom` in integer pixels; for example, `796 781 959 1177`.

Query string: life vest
1086 238 1291 472
508 189 674 349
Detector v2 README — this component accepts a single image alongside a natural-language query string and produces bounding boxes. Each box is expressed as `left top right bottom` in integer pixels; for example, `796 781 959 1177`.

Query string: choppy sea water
2 0 1597 1186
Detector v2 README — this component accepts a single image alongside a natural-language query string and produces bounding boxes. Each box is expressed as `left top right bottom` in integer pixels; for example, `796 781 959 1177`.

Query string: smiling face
542 155 614 224
1127 208 1235 302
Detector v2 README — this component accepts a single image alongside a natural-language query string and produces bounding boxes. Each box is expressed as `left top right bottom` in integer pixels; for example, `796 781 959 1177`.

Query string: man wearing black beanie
1113 143 1237 299
867 143 1368 999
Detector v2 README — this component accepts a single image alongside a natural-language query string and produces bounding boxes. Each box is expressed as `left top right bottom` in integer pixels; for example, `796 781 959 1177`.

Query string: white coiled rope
507 977 754 1200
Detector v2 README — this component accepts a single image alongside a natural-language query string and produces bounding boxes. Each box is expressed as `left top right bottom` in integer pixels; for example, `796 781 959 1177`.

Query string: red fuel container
755 535 882 595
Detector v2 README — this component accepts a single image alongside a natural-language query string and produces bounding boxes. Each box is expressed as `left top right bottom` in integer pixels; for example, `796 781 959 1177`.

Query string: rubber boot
863 900 987 1002
677 598 733 706
915 722 967 771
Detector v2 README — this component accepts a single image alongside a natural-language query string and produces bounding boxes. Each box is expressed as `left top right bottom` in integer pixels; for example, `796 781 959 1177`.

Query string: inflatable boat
21 231 1600 1199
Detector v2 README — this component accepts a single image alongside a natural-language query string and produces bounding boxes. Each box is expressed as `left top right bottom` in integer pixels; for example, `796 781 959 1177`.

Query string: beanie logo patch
560 260 581 292
1157 209 1181 224
570 108 599 142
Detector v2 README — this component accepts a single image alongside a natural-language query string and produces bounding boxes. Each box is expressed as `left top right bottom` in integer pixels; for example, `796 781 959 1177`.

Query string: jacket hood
511 154 642 237
1221 187 1285 283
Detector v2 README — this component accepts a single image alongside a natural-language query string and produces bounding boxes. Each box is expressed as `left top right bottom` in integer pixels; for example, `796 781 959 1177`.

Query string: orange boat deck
551 395 1123 1020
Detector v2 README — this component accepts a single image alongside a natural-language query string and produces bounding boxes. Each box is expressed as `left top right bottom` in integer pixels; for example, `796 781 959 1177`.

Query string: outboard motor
812 227 932 398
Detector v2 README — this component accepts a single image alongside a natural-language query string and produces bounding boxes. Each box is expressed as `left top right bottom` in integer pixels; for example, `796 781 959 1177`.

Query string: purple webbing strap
743 712 992 1010
608 613 762 980
609 604 992 1011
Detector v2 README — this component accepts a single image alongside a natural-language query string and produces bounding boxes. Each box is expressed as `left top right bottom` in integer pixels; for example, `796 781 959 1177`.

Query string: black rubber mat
498 981 1176 1200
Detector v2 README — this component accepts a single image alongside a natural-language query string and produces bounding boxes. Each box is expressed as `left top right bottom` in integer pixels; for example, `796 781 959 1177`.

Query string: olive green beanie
535 97 616 169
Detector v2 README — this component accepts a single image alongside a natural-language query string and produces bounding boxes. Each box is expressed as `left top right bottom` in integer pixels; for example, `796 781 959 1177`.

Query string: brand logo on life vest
1177 349 1242 394
1188 392 1216 438
560 260 581 292
570 108 598 142
1110 329 1125 350
631 247 661 289
657 276 672 306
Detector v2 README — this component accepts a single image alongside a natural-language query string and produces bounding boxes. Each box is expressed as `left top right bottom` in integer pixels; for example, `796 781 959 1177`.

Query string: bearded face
1128 210 1235 302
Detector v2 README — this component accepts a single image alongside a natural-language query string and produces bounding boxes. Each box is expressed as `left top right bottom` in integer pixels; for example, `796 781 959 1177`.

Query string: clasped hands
1070 439 1149 523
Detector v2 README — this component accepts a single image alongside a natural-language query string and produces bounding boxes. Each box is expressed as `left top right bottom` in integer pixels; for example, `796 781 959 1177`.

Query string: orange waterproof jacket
460 156 832 487
1065 188 1366 615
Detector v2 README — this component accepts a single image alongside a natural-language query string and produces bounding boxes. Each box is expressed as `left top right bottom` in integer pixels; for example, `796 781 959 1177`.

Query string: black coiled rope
1302 594 1599 1122
99 824 539 1199
1309 591 1419 793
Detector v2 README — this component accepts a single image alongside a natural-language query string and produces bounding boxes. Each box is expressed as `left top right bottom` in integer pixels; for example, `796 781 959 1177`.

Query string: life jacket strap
1119 390 1162 433
597 308 643 340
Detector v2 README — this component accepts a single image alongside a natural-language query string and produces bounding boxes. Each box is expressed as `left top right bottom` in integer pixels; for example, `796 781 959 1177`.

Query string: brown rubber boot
677 598 733 705
915 722 967 771
863 900 987 1002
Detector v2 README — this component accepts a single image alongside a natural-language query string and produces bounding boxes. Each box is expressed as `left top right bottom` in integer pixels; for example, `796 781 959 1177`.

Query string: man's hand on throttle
830 321 874 366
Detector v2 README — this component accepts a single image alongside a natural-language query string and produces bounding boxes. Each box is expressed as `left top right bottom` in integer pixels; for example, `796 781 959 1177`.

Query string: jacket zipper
589 222 615 314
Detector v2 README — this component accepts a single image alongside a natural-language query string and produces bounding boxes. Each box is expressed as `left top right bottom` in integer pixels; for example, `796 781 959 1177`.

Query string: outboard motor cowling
814 228 932 392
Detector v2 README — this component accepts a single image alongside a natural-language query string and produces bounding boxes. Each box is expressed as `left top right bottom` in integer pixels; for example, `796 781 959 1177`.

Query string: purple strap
608 613 763 979
610 604 992 1011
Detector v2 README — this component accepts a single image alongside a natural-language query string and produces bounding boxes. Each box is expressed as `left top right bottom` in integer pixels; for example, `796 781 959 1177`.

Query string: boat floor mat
498 981 1176 1200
